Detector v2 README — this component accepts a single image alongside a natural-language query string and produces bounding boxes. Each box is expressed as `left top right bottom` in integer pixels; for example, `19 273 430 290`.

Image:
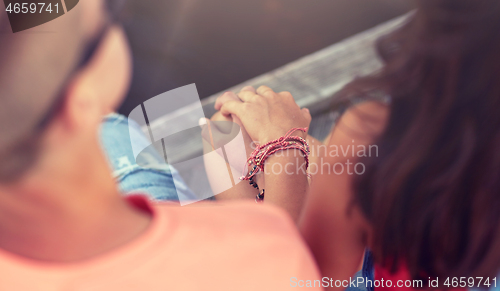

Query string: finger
279 91 293 99
256 85 275 97
220 100 245 117
210 111 233 122
240 86 256 94
238 90 259 103
215 91 240 111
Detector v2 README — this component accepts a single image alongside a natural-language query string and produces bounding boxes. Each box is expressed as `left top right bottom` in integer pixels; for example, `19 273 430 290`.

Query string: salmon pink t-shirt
0 195 321 291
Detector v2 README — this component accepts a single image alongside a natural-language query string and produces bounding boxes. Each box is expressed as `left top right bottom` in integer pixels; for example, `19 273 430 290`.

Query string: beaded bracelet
240 128 310 203
249 176 265 203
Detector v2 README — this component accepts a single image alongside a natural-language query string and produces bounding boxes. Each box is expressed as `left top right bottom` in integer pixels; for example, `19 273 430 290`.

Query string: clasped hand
214 86 311 145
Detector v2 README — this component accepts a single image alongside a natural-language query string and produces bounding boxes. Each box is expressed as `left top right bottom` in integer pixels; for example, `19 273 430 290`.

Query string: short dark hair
346 0 500 281
0 3 84 181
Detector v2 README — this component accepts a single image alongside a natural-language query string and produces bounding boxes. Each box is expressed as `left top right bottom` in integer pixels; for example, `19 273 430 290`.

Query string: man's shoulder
116 198 322 290
155 200 297 236
151 200 313 259
153 201 320 286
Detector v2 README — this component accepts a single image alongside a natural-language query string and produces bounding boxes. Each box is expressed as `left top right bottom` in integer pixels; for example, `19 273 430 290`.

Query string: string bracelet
240 128 310 203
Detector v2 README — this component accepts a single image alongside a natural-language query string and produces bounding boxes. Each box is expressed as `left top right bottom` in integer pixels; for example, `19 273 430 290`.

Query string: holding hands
215 86 311 145
210 86 311 220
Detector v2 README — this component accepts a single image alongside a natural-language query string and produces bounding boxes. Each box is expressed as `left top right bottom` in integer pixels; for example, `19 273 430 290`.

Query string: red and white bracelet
240 128 311 202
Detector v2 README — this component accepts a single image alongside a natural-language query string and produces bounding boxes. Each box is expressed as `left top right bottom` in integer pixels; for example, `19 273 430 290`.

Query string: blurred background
118 0 414 115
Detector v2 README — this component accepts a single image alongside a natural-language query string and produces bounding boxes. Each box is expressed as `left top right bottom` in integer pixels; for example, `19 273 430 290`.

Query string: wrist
242 127 310 180
240 128 310 203
259 128 307 145
264 149 306 168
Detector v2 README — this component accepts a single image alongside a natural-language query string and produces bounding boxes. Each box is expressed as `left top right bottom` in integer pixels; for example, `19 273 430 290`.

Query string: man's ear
38 74 102 160
55 71 102 135
67 27 132 117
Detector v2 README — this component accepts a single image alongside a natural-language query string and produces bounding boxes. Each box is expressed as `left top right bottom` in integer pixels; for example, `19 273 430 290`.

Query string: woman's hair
347 0 500 281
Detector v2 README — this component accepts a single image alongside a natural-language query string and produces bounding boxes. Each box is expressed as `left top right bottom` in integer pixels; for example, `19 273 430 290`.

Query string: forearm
213 175 258 201
204 111 257 201
210 86 312 218
263 150 309 223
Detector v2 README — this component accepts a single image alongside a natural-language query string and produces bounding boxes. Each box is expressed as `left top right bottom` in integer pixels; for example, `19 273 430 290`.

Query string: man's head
0 0 132 185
